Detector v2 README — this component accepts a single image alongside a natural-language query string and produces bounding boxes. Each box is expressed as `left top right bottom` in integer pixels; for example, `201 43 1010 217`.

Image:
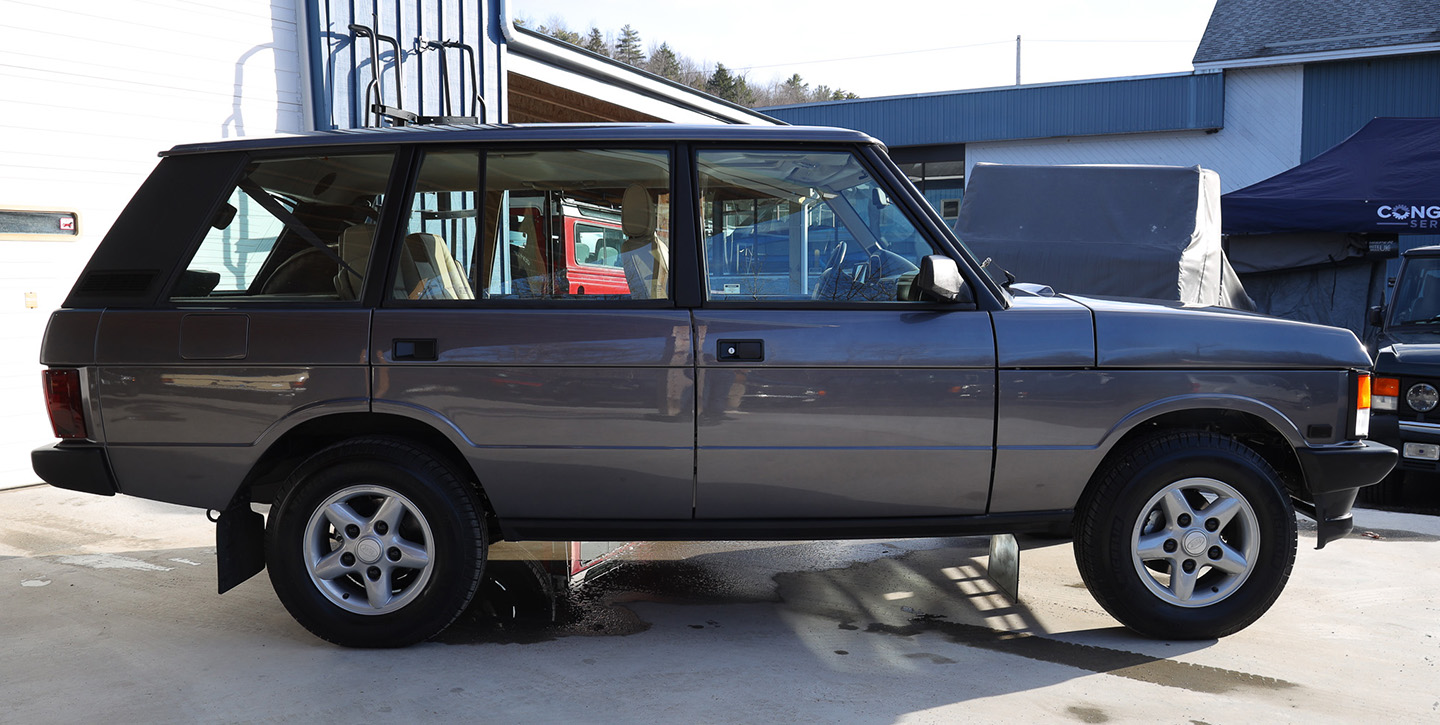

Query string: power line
733 40 1012 71
733 37 1196 71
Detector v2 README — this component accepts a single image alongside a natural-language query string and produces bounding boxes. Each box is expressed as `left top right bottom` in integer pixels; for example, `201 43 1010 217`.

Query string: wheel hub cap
1182 530 1208 556
357 537 384 564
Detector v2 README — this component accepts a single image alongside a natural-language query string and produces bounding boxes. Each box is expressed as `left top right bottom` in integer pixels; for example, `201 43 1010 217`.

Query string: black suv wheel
1074 431 1297 639
266 437 487 647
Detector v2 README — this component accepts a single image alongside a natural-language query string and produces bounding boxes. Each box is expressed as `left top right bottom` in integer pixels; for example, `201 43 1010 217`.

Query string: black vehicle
1368 245 1440 501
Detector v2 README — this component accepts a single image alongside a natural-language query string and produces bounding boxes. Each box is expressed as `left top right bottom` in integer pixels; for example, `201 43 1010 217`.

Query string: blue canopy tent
1219 118 1440 338
1222 118 1440 236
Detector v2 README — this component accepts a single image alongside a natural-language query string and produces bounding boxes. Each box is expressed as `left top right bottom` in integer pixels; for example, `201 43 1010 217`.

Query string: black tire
1073 431 1297 639
265 437 486 647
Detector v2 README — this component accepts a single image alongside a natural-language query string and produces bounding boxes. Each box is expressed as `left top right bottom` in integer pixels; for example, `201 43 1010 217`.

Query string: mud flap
216 505 266 594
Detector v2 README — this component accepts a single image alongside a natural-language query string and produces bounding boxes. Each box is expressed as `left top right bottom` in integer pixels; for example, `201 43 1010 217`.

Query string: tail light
43 369 88 439
1372 376 1399 411
1354 373 1371 439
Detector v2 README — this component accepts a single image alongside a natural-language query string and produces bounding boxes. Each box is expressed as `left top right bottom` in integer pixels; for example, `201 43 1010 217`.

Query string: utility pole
1015 35 1021 85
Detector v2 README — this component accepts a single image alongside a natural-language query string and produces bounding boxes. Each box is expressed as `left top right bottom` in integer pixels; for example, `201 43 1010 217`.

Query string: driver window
698 150 938 302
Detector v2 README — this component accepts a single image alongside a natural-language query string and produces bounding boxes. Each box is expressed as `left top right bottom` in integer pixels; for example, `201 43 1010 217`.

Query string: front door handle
717 339 764 362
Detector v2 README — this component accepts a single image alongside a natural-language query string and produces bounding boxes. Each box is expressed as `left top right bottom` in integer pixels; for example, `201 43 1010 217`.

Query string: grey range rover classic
33 124 1395 647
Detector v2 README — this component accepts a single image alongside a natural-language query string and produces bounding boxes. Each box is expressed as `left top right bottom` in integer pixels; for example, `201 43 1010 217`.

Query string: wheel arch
233 411 497 525
1083 400 1306 507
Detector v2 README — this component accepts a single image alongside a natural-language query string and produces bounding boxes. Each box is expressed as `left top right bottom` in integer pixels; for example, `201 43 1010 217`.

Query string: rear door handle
717 339 764 362
393 338 437 361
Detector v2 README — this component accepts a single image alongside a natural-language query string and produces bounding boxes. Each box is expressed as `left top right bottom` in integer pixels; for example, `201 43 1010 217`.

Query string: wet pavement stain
437 540 1295 697
1067 705 1109 723
436 557 775 646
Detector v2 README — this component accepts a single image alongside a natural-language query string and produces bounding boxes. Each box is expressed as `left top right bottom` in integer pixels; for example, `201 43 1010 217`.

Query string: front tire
1074 431 1297 639
266 437 486 647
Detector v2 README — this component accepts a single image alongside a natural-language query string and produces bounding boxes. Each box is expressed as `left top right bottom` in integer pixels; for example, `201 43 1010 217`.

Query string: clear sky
512 0 1220 99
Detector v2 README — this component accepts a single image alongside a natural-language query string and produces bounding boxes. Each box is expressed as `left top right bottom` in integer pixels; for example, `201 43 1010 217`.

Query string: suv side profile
34 124 1395 647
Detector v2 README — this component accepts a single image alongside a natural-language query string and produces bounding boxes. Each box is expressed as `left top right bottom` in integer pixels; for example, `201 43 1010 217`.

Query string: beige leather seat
619 184 668 299
402 233 474 300
333 223 375 299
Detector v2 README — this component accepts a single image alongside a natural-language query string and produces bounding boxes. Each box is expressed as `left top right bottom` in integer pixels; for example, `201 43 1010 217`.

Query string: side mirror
917 255 969 303
1368 305 1386 327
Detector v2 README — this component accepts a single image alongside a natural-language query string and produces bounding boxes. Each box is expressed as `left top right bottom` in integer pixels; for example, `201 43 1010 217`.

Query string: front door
693 149 996 519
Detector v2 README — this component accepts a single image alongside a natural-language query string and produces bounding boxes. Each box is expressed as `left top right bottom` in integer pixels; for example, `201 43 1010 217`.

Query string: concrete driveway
3 484 1437 724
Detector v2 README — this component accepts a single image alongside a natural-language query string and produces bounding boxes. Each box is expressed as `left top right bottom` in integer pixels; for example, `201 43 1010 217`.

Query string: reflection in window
400 148 671 301
698 150 939 302
172 153 394 301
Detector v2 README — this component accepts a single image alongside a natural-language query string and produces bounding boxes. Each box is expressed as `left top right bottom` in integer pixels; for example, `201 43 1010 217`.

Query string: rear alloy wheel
267 437 486 647
1075 431 1296 639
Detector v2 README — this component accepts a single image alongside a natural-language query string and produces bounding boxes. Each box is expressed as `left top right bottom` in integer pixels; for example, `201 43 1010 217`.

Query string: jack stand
986 533 1020 603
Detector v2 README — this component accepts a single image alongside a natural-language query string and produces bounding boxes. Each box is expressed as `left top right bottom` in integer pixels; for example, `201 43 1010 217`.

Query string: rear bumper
1293 439 1397 548
31 443 118 497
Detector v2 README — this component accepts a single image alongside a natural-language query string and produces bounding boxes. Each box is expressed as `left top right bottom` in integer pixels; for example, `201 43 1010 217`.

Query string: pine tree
545 26 582 46
614 24 645 66
780 73 808 104
584 28 609 57
648 43 680 80
705 64 752 105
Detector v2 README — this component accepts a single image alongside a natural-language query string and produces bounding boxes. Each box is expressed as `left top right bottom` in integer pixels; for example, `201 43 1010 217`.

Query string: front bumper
1292 439 1397 549
32 443 118 497
1370 414 1440 473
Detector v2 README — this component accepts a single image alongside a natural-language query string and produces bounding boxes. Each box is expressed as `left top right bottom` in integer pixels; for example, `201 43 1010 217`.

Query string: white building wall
966 66 1305 194
0 0 305 488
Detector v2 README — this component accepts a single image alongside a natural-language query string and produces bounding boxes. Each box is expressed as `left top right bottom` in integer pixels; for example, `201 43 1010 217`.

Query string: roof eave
1194 41 1440 71
504 25 782 126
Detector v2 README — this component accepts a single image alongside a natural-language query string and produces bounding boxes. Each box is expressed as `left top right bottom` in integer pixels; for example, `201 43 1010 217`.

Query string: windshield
1391 257 1440 326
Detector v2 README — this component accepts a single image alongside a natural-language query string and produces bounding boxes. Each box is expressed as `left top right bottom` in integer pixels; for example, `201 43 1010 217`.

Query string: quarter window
171 153 394 301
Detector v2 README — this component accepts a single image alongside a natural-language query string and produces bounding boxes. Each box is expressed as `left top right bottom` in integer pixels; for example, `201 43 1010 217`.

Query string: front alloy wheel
1130 477 1259 608
1074 431 1296 639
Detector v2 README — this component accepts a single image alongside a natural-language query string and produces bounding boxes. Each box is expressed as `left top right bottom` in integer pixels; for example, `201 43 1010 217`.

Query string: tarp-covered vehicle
955 163 1253 309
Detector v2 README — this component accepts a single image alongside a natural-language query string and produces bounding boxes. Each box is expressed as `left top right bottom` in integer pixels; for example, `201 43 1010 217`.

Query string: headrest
622 184 655 238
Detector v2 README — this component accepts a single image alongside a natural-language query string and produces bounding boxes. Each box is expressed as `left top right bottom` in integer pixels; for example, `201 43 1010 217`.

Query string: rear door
693 148 996 519
370 145 695 521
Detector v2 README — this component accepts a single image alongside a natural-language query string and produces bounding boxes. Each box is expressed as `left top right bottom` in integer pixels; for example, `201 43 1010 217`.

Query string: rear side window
396 148 671 302
170 153 395 302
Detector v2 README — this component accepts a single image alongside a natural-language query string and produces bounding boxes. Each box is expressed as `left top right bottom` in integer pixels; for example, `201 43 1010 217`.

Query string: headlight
1407 383 1439 412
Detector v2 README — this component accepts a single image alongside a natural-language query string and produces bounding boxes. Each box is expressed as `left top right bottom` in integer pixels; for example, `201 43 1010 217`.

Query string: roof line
760 70 1210 111
501 23 781 126
1194 41 1440 71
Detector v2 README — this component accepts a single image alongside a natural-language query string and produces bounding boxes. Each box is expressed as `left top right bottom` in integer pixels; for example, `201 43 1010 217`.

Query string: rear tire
1074 431 1296 639
266 437 486 647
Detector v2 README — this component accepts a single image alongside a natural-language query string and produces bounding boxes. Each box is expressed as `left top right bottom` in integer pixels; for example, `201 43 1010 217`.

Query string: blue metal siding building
766 72 1226 147
1302 53 1440 160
